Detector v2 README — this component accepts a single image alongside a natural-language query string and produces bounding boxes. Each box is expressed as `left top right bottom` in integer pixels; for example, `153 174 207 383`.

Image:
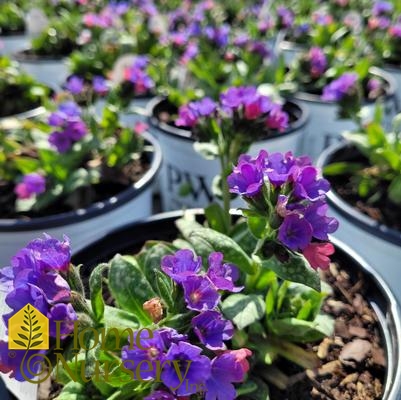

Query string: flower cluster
48 101 88 153
122 56 154 95
321 72 358 102
227 150 338 270
65 75 109 96
122 249 251 399
308 47 328 78
176 86 289 133
0 235 77 381
14 173 46 200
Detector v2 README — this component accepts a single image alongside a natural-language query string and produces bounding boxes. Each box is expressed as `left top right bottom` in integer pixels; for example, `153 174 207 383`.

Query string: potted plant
279 45 397 160
1 151 400 400
0 97 161 266
93 54 156 127
317 110 401 300
148 86 307 210
13 11 81 89
0 56 50 121
0 2 29 55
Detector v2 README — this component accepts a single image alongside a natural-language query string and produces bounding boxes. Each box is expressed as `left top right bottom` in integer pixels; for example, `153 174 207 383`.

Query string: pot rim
292 66 397 104
0 105 46 123
147 96 309 142
0 131 162 232
13 48 68 63
72 209 401 400
317 141 401 247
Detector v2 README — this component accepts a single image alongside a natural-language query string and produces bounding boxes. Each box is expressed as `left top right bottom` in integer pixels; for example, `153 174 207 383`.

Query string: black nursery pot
73 210 401 399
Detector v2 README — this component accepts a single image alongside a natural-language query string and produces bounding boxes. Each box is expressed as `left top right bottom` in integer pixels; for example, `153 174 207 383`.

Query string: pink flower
303 243 335 270
224 348 252 375
134 121 148 134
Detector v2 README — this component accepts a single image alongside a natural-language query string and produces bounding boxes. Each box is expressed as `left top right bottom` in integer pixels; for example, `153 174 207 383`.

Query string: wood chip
340 372 359 386
349 325 368 338
340 339 372 364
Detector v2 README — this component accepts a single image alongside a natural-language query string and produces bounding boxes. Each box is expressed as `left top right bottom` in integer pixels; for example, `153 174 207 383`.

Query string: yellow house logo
8 304 49 350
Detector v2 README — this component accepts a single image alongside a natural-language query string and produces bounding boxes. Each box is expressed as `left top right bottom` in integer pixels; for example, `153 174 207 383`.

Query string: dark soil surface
0 157 149 220
268 262 386 400
325 148 401 233
0 85 41 118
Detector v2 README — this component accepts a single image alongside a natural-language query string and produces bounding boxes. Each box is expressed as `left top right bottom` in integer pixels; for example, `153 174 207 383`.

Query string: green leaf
247 215 269 239
188 228 256 274
13 340 26 347
366 122 386 147
31 340 43 347
257 251 321 292
222 294 266 329
154 269 175 311
388 176 401 205
54 381 89 400
323 162 364 176
268 313 334 342
108 255 156 325
204 203 229 234
89 263 109 323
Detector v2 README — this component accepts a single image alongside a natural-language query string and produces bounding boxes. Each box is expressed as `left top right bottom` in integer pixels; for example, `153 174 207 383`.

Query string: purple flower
14 173 46 199
48 303 77 336
0 341 46 382
175 104 198 127
205 352 247 400
293 166 330 201
264 152 295 187
158 327 188 348
302 201 339 240
192 311 234 350
0 236 76 341
195 97 217 116
180 41 199 65
207 252 243 292
48 131 72 153
123 58 154 95
48 102 87 152
309 47 327 77
8 234 71 274
175 98 217 128
372 1 393 16
65 75 84 94
58 101 82 118
161 249 202 283
278 214 313 251
277 6 294 28
204 24 230 47
321 73 358 102
161 342 211 396
92 76 108 95
265 104 289 132
182 276 220 311
122 330 165 380
227 150 267 197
